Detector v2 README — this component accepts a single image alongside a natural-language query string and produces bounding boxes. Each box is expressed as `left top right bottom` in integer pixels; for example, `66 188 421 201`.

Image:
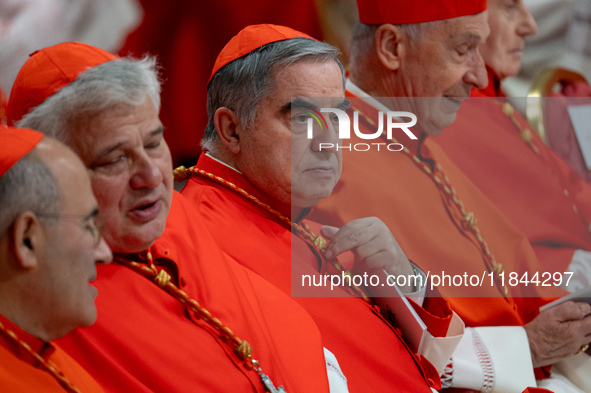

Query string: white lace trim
440 358 454 388
473 329 495 392
326 358 347 386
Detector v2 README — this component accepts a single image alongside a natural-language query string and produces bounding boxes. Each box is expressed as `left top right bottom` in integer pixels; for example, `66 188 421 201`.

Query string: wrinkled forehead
66 98 160 164
64 106 128 157
449 11 490 41
69 96 157 142
421 11 490 44
270 61 345 104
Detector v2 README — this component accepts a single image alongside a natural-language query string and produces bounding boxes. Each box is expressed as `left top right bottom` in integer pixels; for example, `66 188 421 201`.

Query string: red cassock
313 92 561 327
180 153 453 392
57 191 330 392
435 67 591 275
0 314 104 392
0 86 7 126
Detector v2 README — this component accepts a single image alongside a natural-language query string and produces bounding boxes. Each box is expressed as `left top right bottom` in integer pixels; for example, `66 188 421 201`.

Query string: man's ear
214 107 242 154
12 212 43 270
375 24 404 71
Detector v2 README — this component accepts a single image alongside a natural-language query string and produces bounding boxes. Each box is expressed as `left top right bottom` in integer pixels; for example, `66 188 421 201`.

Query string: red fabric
410 296 454 338
303 219 454 338
119 0 323 167
561 81 591 97
357 0 487 24
209 24 314 84
545 82 591 183
435 68 591 277
57 191 329 393
313 92 561 329
0 314 104 392
180 153 448 392
0 126 43 177
477 66 504 97
0 86 7 126
7 42 118 126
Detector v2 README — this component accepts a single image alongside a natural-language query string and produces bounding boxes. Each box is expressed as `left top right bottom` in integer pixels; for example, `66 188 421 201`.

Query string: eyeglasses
36 210 105 247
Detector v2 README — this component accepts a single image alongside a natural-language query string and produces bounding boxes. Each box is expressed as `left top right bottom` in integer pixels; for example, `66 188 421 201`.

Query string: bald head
34 137 94 215
0 138 59 236
0 134 111 341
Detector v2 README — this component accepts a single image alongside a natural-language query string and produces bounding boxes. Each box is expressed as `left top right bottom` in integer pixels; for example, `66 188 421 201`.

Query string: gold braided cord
353 105 510 298
0 320 82 393
499 100 540 155
153 269 171 288
404 143 509 296
299 222 371 303
174 166 372 303
113 250 257 366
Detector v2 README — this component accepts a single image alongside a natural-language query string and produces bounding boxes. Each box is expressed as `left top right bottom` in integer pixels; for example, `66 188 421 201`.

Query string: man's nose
95 237 113 265
463 51 488 90
130 154 164 189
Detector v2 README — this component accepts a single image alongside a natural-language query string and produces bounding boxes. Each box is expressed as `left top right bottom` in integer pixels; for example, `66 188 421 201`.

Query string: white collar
347 80 411 124
205 151 242 174
346 80 392 113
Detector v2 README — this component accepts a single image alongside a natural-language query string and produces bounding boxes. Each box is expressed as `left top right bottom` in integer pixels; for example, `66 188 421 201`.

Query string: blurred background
1 0 589 167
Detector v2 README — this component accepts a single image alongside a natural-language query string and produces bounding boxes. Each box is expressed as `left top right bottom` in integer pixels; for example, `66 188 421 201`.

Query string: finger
320 225 340 240
324 220 374 252
337 217 377 231
354 248 389 270
548 301 591 322
355 230 405 256
325 225 378 258
355 238 392 261
329 217 382 239
576 314 591 337
324 217 389 257
364 249 413 275
361 250 406 272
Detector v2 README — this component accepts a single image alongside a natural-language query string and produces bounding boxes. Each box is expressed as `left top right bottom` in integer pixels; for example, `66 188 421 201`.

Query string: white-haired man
315 0 591 391
8 42 335 392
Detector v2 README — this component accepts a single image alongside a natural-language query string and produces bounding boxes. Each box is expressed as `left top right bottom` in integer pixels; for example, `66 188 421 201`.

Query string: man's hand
525 301 591 367
320 217 415 293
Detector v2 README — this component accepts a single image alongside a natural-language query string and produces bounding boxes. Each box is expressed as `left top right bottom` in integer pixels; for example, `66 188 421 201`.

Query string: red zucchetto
7 42 118 126
357 0 487 25
209 24 315 85
0 126 44 177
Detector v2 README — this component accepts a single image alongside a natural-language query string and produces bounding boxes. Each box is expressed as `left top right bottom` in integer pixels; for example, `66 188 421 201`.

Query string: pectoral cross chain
260 373 286 393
